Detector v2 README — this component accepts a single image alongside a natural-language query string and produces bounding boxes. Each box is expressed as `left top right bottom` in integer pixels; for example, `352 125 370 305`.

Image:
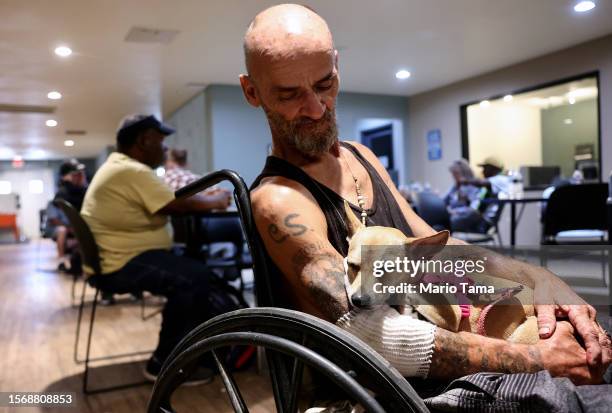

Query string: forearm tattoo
291 241 349 321
430 329 544 377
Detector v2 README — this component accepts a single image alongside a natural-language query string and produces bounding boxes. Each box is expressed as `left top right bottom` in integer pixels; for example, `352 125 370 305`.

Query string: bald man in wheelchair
241 4 611 409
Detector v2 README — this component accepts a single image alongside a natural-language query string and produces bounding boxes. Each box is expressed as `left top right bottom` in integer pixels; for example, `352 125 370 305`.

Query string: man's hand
158 188 232 214
203 188 232 210
536 321 609 385
533 274 611 376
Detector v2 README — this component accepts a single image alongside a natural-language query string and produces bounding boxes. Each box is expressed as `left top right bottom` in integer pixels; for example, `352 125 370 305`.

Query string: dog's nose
351 293 372 308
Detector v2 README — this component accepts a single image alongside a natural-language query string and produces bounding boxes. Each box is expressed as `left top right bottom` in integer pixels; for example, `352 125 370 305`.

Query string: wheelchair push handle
175 169 248 201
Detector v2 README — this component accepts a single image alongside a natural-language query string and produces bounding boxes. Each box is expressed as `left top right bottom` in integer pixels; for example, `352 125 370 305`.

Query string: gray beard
264 107 339 157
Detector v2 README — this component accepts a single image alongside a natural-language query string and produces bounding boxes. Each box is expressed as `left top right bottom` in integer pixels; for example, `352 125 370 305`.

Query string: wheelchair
147 170 429 413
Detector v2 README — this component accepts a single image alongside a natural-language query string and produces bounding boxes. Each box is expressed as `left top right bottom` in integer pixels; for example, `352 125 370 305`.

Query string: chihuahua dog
343 201 539 344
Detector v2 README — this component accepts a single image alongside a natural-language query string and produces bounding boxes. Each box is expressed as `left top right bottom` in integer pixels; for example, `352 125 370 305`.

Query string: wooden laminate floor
0 240 274 413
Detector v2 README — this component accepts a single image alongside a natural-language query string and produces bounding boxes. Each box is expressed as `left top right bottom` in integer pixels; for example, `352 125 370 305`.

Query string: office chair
54 199 154 394
541 183 608 245
412 191 450 231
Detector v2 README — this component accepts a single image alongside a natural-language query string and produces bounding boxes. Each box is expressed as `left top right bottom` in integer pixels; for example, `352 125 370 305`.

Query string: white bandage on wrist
336 305 436 378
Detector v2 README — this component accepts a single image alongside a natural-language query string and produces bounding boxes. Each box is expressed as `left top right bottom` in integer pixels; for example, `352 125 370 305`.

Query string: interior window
462 74 600 189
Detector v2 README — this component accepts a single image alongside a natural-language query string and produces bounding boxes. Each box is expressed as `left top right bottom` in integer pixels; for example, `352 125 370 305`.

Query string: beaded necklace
341 152 368 225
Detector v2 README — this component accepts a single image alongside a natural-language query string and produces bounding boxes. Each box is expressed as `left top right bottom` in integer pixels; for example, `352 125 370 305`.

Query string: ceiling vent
0 104 56 114
125 27 180 44
66 130 87 135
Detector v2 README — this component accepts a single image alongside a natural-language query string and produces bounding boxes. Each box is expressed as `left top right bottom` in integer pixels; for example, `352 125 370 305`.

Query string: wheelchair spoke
212 350 249 413
266 350 291 413
287 334 306 413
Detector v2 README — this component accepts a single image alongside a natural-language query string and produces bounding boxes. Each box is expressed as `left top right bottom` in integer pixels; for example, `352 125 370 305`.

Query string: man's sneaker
99 292 115 306
144 356 214 386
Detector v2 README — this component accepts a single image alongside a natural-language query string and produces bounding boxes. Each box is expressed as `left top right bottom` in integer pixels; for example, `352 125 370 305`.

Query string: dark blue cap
117 114 175 139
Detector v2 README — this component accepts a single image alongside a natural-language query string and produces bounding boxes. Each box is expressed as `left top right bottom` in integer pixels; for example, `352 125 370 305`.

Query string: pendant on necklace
354 179 367 225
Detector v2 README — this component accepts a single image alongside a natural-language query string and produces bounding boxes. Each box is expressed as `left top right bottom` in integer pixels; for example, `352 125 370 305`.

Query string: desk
172 211 240 256
496 197 546 246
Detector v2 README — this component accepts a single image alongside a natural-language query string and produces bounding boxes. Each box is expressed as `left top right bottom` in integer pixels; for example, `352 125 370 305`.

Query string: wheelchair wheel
147 308 428 413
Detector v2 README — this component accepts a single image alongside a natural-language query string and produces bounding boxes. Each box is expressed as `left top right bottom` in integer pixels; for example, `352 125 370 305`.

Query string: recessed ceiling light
64 139 75 147
574 1 595 12
395 70 411 80
46 119 58 127
503 95 513 102
564 118 573 125
479 100 491 108
569 97 576 104
47 91 62 100
54 46 72 57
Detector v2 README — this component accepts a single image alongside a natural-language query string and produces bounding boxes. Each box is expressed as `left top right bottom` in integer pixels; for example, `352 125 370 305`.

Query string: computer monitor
519 166 561 188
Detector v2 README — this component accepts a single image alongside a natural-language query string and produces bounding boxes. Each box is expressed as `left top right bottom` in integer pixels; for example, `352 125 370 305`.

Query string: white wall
467 103 542 174
409 34 612 193
165 92 212 175
207 85 272 187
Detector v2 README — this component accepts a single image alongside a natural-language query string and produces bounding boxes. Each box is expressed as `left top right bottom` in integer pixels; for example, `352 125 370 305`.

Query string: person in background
81 114 232 384
164 148 200 191
397 185 414 206
461 156 510 197
163 148 231 200
444 159 487 233
45 159 88 272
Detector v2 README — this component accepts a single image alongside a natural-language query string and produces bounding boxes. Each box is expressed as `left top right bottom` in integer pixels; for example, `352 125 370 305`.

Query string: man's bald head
244 4 334 78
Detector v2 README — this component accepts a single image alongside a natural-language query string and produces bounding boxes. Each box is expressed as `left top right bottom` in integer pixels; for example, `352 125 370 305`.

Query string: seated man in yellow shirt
81 114 232 384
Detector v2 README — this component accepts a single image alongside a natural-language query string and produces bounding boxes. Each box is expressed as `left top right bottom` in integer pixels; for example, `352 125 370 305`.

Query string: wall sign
427 129 442 161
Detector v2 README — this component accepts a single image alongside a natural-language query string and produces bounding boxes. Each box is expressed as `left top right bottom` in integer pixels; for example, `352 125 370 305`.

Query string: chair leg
140 296 145 320
70 273 80 307
495 226 503 247
76 287 156 394
73 279 88 364
141 294 163 321
83 289 100 394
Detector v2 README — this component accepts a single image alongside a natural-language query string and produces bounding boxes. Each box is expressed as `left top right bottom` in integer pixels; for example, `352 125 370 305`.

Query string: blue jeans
91 249 212 362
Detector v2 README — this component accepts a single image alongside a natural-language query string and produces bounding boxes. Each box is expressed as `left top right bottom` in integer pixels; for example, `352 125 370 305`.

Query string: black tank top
250 142 413 307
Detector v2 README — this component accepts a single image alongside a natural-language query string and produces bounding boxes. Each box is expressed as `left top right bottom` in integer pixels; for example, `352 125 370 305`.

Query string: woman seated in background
444 159 487 233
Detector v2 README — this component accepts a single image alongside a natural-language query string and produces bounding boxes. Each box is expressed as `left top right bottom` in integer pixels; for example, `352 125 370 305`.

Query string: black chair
193 214 253 291
452 198 505 245
540 184 610 312
147 170 428 413
412 191 450 231
541 183 609 244
54 199 154 394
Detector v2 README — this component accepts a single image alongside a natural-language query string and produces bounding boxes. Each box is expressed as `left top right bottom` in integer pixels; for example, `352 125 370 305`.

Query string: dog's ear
344 200 364 238
406 230 449 259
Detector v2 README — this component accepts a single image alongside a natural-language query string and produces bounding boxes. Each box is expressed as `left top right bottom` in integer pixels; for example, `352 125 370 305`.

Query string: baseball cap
116 114 175 143
59 159 85 177
478 156 504 170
